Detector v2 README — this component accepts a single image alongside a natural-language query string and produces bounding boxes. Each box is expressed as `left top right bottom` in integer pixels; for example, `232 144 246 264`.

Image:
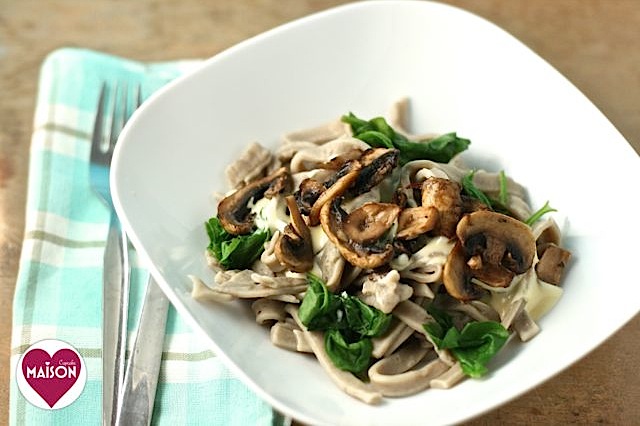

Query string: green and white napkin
10 47 288 426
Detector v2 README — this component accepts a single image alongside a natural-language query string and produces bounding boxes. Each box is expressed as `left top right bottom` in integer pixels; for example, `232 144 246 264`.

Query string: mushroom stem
274 195 314 272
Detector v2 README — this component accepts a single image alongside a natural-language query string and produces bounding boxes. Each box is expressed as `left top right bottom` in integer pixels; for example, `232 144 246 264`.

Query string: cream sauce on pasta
489 270 563 321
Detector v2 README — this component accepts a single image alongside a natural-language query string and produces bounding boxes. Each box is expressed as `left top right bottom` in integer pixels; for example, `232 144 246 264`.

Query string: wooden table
1 1 638 424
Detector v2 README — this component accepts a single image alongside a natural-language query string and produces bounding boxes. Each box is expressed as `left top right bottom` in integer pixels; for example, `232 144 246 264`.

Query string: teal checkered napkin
10 48 288 426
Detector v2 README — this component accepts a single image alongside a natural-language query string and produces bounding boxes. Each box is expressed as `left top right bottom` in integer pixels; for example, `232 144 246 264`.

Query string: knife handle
103 213 130 426
116 277 170 426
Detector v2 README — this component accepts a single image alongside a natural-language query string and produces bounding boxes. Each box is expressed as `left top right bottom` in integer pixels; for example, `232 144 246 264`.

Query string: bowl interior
112 2 640 425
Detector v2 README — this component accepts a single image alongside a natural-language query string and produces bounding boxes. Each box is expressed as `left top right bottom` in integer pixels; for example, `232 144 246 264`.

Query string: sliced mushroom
343 202 401 244
421 177 463 238
217 167 291 235
535 243 572 285
396 206 438 240
457 210 536 275
468 261 515 288
442 242 487 301
349 148 399 196
307 160 362 226
320 148 364 170
274 196 314 272
294 178 325 216
320 198 395 269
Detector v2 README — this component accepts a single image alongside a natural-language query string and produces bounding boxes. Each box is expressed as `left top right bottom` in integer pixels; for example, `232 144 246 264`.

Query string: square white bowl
112 1 640 425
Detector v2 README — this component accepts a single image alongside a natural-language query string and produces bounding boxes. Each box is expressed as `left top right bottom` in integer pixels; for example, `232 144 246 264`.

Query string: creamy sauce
309 225 329 254
489 269 563 321
390 236 454 271
251 196 289 233
252 196 328 254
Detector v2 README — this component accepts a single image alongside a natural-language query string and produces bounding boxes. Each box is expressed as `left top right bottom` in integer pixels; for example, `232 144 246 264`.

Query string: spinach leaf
205 217 231 261
299 274 342 330
424 305 509 378
342 113 470 165
449 322 509 378
525 201 557 226
299 275 391 374
341 295 392 338
205 217 270 270
461 170 513 216
461 170 494 209
324 329 373 374
424 304 455 347
394 132 471 165
300 274 391 337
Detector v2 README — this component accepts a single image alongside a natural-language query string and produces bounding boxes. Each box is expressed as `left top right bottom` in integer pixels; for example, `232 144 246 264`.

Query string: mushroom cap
456 210 536 275
396 206 438 240
308 160 362 226
344 202 401 244
217 167 291 235
349 148 399 196
320 198 394 270
294 178 325 216
442 242 486 301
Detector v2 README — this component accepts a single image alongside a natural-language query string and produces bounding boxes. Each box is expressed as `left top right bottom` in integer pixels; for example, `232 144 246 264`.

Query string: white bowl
111 1 640 425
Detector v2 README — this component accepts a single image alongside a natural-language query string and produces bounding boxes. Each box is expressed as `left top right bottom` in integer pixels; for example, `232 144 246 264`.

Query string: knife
115 276 170 426
103 220 130 425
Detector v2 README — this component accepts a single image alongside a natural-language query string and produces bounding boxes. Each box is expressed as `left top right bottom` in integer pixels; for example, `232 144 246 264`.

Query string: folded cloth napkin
10 48 288 426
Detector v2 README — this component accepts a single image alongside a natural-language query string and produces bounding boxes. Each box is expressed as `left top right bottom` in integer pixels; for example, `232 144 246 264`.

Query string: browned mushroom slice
274 196 314 273
469 261 515 288
307 160 362 226
320 198 394 269
461 195 491 214
535 243 572 285
396 206 439 240
443 242 486 301
421 177 463 238
294 178 326 216
343 202 401 244
320 148 364 170
350 148 399 196
456 210 536 275
217 167 291 235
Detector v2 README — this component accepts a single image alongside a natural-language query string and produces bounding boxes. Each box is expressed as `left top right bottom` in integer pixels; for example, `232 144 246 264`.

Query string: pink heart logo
21 348 82 408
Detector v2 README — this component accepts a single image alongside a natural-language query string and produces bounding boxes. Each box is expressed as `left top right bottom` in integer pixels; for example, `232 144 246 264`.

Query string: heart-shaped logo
22 348 81 408
16 339 87 410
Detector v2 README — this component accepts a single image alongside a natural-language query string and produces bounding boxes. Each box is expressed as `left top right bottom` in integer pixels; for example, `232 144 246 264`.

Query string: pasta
193 99 573 404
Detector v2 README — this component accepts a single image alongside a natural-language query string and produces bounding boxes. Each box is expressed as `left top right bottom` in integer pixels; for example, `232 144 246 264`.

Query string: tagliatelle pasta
192 99 573 404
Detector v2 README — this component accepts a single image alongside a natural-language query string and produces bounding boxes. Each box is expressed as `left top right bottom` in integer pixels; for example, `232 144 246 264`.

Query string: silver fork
90 82 141 426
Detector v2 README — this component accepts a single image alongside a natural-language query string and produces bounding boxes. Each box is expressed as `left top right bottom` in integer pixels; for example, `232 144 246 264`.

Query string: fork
90 82 140 426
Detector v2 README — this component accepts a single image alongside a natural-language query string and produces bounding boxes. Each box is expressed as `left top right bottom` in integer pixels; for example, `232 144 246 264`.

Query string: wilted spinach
205 217 270 270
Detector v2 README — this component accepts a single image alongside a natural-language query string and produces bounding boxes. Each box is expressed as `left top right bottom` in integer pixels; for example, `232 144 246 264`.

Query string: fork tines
94 82 142 154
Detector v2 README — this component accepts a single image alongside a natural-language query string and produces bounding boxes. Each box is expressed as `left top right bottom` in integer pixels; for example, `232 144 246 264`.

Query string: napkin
10 48 288 426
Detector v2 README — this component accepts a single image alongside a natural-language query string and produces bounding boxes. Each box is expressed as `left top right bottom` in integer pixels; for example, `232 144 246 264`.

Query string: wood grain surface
1 1 638 424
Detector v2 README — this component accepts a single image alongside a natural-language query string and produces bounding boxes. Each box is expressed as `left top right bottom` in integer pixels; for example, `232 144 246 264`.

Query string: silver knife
103 218 130 425
115 276 170 426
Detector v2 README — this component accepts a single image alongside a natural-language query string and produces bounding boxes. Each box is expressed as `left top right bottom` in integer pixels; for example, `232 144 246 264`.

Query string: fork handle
103 212 131 426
